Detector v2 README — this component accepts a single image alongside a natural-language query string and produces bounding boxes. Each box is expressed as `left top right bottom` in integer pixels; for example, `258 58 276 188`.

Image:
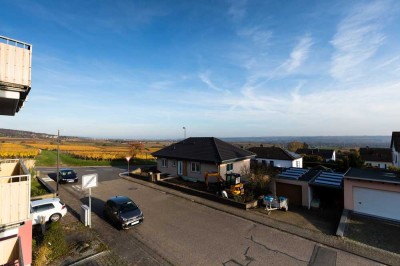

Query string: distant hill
0 128 56 139
222 136 391 149
0 128 392 148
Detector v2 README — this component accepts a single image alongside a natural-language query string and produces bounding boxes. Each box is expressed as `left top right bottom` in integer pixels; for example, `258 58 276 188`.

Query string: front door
177 161 183 176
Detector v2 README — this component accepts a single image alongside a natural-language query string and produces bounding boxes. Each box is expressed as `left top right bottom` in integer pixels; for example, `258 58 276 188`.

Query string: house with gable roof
152 137 255 182
248 146 303 168
296 148 336 162
359 147 392 169
391 131 400 168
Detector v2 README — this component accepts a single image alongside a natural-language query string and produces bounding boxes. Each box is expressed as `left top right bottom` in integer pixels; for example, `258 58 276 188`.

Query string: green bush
31 178 48 197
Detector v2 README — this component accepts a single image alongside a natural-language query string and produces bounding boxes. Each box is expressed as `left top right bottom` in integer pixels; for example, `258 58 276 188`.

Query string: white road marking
72 185 82 191
42 177 54 182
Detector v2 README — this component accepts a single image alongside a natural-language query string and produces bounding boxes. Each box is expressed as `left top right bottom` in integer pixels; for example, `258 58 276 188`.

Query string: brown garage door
276 182 302 206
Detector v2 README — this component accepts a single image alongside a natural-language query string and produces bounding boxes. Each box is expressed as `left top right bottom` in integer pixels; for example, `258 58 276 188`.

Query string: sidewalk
121 174 400 266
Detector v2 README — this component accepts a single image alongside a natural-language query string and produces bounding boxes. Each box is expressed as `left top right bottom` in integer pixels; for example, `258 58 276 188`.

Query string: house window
172 160 176 167
161 159 168 167
191 162 200 173
227 163 233 172
296 160 300 168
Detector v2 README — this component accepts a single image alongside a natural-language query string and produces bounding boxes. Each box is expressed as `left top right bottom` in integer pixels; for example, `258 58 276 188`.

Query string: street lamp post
183 126 186 139
56 129 60 193
126 156 131 175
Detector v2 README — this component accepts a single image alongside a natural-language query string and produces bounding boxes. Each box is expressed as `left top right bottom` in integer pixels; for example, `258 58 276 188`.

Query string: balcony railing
0 159 31 226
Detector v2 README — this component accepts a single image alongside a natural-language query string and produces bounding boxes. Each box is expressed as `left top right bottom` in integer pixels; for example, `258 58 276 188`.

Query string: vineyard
0 140 164 161
0 142 40 158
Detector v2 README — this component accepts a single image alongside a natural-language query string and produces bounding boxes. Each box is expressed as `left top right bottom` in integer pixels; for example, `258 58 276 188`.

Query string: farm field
0 138 169 166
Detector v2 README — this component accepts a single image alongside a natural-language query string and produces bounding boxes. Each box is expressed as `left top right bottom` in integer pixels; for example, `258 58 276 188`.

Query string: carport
309 171 344 209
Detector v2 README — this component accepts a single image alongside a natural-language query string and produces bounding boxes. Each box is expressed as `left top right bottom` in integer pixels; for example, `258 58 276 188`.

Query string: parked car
31 198 67 225
103 196 144 229
58 168 78 183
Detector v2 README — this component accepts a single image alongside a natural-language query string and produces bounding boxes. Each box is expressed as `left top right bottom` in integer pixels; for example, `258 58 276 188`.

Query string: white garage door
353 187 400 221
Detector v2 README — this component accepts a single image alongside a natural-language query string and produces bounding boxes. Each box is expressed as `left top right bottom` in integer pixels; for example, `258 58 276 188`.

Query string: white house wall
291 158 303 168
220 159 251 177
364 160 392 169
156 158 177 176
392 147 400 167
255 158 302 168
157 158 250 182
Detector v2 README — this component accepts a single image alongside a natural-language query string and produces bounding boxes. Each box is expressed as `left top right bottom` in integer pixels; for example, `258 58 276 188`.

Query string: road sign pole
89 187 92 228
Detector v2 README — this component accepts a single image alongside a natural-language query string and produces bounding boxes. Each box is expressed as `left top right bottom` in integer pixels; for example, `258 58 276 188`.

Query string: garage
353 187 400 221
344 168 400 222
276 182 302 206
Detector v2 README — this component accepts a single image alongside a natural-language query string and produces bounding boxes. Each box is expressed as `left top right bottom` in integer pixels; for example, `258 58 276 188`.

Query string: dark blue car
58 168 78 183
103 196 144 229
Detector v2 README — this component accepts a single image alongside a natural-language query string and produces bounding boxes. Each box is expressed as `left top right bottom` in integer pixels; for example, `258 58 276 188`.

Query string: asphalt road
37 167 383 266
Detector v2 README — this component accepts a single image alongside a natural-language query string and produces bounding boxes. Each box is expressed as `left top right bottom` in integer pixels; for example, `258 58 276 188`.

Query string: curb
120 174 400 266
37 176 57 194
336 209 349 237
68 250 110 265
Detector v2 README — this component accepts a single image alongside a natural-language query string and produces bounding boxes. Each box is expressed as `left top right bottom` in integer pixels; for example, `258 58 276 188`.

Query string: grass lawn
35 150 155 167
35 150 58 166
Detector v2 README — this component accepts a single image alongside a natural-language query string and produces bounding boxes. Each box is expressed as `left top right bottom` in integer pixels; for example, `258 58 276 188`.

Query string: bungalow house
273 167 344 209
391 132 400 168
296 148 336 162
359 147 392 169
152 137 255 182
344 168 400 221
248 146 303 168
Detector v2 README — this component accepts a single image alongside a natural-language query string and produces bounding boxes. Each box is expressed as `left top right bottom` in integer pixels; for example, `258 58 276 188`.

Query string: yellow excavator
204 172 244 197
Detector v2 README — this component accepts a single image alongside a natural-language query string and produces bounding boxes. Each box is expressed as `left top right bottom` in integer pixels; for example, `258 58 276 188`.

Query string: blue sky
1 0 399 139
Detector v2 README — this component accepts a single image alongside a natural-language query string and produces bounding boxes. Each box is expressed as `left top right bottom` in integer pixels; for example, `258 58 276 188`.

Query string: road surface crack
247 235 308 263
223 246 255 266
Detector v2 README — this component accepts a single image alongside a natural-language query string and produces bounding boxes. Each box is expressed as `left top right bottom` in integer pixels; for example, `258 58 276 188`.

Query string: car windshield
60 170 74 176
119 201 138 213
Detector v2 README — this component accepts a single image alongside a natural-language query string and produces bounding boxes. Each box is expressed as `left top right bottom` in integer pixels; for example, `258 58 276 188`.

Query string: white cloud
330 1 389 81
279 34 313 73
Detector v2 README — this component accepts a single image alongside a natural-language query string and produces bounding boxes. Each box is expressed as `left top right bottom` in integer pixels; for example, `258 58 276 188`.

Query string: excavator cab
225 173 244 196
204 172 245 197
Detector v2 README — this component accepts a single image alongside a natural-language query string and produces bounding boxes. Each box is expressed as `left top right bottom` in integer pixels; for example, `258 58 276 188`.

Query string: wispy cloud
199 71 230 94
279 34 313 74
330 1 389 81
227 0 247 21
237 27 273 48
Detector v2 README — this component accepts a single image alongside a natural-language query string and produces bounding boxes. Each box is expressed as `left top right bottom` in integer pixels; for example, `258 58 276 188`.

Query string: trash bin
81 204 90 226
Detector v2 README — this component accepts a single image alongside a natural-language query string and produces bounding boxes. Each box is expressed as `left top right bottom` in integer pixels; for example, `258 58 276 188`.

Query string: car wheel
49 213 61 222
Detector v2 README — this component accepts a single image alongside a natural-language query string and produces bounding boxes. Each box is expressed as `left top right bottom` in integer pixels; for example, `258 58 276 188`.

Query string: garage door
276 182 302 206
353 187 400 221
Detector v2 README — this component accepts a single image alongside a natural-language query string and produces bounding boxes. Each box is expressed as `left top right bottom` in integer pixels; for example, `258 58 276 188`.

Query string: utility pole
56 129 60 193
183 126 186 139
